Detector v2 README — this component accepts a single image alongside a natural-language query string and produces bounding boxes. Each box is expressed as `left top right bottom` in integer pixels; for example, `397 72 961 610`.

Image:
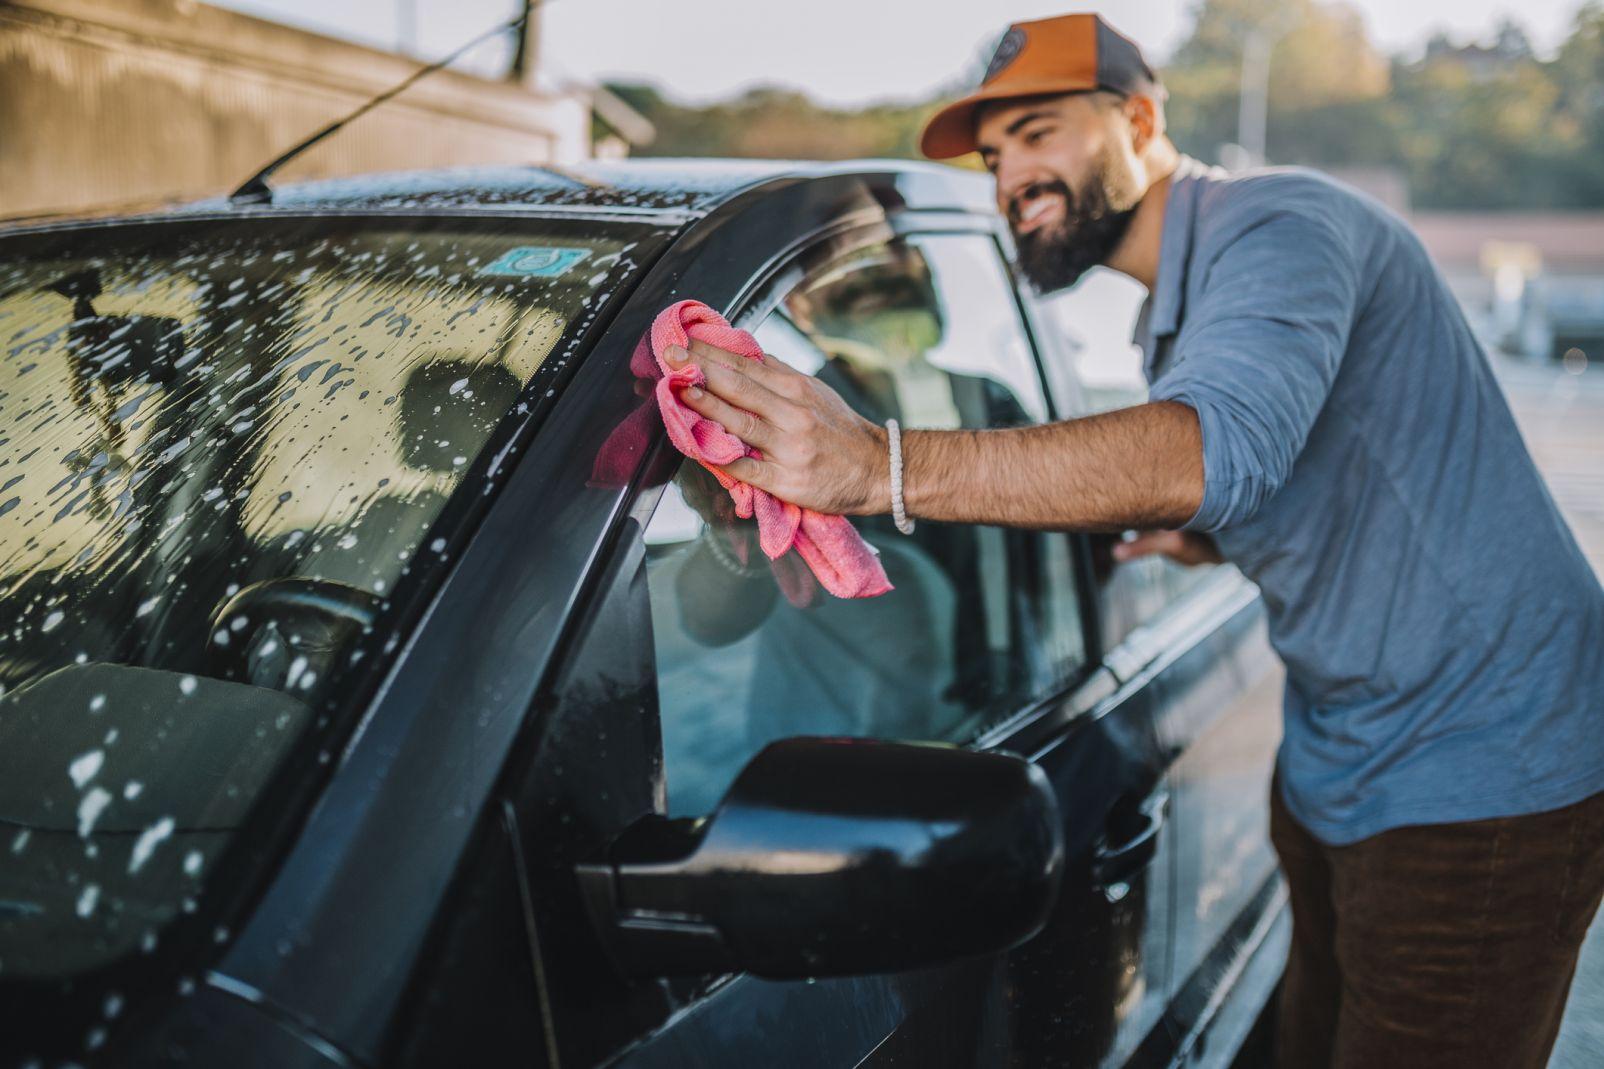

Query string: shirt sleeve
1148 211 1360 532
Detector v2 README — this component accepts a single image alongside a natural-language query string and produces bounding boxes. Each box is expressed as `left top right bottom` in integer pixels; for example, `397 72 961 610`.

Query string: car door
1021 279 1288 1064
514 219 1187 1069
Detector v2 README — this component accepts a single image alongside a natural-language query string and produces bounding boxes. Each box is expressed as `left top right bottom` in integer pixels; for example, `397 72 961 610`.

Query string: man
665 12 1604 1069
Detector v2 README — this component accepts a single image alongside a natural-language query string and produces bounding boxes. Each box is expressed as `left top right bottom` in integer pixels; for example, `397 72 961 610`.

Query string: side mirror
42 267 186 388
68 314 186 387
577 737 1063 979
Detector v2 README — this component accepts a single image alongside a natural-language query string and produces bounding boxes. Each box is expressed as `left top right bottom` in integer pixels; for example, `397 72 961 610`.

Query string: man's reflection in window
652 243 1037 816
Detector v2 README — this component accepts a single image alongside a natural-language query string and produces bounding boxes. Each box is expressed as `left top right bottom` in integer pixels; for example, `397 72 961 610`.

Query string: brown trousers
1270 778 1604 1069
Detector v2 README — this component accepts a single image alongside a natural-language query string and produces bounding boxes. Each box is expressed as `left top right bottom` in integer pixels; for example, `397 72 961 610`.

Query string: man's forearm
899 400 1204 531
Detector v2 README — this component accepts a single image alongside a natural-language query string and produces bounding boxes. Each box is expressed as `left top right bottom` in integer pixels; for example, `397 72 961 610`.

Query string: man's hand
1113 529 1224 567
665 339 891 515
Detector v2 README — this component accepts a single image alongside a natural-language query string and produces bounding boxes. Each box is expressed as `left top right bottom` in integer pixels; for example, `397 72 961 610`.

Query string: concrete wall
1 0 591 221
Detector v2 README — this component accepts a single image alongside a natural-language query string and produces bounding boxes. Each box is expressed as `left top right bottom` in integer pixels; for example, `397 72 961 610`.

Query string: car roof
226 159 827 217
3 159 997 236
212 159 993 218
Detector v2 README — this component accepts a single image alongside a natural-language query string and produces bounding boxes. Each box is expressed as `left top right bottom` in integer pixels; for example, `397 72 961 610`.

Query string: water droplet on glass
78 787 112 837
128 816 175 875
68 749 104 788
76 883 101 918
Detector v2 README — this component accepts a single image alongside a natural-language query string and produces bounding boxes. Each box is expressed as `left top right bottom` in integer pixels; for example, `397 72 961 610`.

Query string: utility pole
1237 27 1273 168
397 0 417 56
509 0 539 89
1231 12 1297 170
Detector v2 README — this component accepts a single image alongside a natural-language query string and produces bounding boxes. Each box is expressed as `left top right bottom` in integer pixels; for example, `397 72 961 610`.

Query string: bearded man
664 13 1604 1069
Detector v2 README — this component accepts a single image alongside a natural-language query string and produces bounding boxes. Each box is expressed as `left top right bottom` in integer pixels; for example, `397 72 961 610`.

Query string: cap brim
919 77 1102 159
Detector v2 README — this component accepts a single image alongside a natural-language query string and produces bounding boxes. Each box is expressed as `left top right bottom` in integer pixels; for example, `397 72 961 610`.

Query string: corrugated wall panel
1 0 588 219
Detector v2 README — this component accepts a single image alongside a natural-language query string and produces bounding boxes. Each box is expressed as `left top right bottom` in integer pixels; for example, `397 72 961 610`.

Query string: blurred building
1 0 649 222
1322 166 1604 365
1412 213 1604 365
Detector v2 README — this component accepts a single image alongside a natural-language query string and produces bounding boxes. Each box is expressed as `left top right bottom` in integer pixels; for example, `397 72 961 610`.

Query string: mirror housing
42 267 186 388
577 737 1063 979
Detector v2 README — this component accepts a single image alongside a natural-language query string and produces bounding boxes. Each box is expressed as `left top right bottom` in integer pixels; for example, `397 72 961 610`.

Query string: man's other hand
1112 529 1224 567
664 339 890 516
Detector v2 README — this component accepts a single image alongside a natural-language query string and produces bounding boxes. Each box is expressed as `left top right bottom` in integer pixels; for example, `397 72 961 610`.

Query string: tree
608 0 1604 211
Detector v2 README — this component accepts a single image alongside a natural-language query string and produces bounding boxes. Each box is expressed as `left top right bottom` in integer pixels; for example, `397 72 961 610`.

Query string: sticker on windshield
480 246 592 278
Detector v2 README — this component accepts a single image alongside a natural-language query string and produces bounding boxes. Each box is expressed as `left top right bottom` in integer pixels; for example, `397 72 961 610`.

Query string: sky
214 0 1593 107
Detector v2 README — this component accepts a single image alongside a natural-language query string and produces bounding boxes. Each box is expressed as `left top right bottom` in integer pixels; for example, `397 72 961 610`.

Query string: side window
643 234 1087 817
1033 270 1216 650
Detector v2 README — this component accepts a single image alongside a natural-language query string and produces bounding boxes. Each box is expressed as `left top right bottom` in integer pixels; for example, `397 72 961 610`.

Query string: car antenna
229 0 538 205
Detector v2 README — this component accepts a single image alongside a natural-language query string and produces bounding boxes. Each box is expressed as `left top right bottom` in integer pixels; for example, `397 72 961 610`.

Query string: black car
0 160 1286 1068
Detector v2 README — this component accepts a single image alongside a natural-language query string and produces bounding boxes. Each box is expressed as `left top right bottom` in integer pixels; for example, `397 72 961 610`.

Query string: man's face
975 93 1147 294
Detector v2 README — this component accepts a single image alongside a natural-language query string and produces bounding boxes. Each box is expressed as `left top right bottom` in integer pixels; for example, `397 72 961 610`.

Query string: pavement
1492 355 1604 1069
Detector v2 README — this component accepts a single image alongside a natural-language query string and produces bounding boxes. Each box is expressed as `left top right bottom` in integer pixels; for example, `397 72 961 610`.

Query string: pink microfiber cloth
641 300 892 600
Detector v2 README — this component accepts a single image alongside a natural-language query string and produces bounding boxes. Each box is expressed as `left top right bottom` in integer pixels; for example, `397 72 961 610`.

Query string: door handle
1092 791 1168 900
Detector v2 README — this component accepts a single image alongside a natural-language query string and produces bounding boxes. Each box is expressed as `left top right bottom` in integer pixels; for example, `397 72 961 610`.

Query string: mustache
1008 179 1075 226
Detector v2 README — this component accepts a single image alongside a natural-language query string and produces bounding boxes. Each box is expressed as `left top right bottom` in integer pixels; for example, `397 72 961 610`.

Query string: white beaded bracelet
700 526 765 578
886 418 915 535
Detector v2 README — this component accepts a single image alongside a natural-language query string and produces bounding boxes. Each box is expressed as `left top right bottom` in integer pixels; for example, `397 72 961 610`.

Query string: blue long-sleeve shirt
1139 157 1604 845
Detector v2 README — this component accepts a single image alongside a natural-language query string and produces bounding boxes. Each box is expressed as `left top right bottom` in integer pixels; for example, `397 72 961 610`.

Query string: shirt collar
1147 154 1212 341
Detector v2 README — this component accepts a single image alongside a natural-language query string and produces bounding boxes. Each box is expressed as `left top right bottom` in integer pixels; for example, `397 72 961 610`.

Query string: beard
1012 169 1139 295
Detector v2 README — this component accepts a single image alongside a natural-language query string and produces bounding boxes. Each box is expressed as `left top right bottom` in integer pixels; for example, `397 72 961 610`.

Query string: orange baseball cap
920 13 1164 160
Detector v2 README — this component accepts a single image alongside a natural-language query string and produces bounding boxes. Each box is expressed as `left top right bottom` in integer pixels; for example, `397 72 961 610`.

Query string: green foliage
1163 1 1604 207
615 1 1604 209
612 82 942 162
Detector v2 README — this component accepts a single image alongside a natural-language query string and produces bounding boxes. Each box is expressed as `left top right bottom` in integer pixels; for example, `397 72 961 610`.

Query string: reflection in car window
644 235 1086 816
1037 268 1215 648
0 220 640 981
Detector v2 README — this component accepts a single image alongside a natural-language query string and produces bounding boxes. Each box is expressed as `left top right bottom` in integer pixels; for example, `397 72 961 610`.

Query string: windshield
0 215 655 994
